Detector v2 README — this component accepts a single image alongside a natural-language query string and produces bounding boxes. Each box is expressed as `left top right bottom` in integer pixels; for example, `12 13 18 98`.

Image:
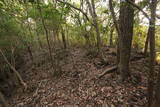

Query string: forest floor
8 46 160 107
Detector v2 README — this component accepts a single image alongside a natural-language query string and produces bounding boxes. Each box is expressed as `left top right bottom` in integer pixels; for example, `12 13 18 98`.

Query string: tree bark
86 0 102 54
108 0 120 64
27 45 33 63
152 69 160 107
119 0 135 80
109 26 114 47
148 0 157 107
61 28 67 49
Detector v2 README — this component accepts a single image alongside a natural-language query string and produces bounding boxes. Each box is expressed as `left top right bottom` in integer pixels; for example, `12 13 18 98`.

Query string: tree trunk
37 2 54 68
91 0 101 53
109 0 121 64
109 27 114 47
61 28 67 49
86 0 102 54
27 45 33 63
148 0 157 107
152 69 160 107
119 0 135 80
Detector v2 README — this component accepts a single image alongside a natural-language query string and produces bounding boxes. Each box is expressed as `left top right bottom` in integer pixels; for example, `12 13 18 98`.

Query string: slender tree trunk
10 45 16 68
119 0 135 80
144 32 149 56
152 69 160 107
27 45 33 63
86 0 102 54
109 0 120 64
61 28 67 49
37 2 54 68
109 27 114 47
148 0 157 107
91 0 101 53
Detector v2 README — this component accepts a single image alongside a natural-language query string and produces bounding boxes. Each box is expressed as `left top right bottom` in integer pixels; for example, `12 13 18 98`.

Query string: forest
0 0 160 107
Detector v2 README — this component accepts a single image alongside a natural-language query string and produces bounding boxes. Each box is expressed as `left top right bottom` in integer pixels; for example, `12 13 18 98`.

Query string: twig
33 81 42 97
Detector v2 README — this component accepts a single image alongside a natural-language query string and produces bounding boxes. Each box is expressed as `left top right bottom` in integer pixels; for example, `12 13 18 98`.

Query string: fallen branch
0 49 27 90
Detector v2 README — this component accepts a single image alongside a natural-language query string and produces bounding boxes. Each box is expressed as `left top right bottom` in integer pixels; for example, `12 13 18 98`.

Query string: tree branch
109 0 120 36
126 0 151 21
56 0 90 22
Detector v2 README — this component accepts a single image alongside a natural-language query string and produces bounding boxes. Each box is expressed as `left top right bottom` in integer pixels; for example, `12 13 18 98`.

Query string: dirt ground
8 47 160 107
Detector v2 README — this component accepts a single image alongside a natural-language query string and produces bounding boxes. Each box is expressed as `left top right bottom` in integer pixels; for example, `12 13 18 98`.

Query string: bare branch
56 0 90 22
109 0 120 36
126 0 151 21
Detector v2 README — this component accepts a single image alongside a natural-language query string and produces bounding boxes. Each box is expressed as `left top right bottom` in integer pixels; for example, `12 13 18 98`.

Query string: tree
86 0 102 54
37 1 54 69
147 0 157 106
119 0 135 80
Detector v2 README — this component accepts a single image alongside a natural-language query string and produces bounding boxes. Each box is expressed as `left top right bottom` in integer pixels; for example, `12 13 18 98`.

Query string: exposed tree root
98 55 145 78
98 65 118 78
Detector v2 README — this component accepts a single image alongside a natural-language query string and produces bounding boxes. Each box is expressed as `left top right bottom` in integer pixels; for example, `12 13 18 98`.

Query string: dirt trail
8 47 153 107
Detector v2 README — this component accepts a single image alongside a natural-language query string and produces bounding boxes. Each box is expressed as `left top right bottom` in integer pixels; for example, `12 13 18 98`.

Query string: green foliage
133 25 147 49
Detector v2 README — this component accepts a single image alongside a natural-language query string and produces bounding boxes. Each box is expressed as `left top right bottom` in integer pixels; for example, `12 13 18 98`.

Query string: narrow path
9 48 149 107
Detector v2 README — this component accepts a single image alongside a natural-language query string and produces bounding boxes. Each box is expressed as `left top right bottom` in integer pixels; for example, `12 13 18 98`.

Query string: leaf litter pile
8 47 160 107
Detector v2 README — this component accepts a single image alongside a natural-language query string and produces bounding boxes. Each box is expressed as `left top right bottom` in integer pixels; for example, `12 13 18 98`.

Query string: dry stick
0 49 27 90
